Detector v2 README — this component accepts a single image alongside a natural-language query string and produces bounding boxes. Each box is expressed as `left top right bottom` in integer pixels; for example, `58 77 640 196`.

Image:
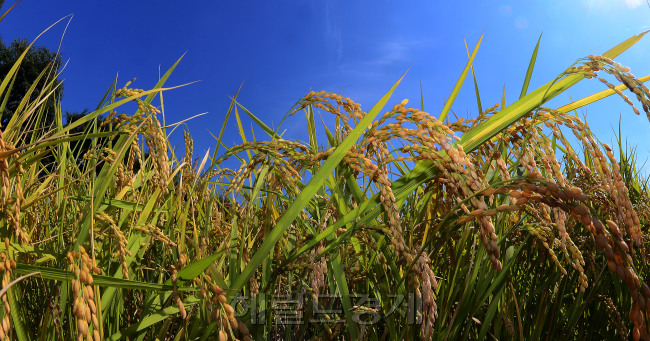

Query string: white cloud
624 0 644 9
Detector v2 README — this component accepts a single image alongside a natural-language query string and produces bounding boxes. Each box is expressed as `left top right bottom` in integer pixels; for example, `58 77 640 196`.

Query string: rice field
2 10 650 341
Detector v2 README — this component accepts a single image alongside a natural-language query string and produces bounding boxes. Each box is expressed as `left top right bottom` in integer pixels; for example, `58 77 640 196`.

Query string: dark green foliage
0 37 63 133
64 109 105 162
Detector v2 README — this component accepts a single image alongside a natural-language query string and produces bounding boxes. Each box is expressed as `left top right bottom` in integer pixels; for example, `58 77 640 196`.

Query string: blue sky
2 1 650 169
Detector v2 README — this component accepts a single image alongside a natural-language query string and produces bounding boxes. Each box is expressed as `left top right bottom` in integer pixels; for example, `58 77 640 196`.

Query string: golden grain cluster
1 19 650 340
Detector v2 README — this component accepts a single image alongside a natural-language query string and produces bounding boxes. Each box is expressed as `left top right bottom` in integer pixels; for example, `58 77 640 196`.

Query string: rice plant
2 8 650 341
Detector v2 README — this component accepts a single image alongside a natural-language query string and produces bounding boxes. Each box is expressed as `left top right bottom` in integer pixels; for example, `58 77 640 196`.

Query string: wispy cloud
365 38 427 66
324 0 343 62
624 0 644 9
325 36 433 84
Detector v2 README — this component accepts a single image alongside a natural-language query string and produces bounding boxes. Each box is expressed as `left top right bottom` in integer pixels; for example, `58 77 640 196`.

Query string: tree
0 38 63 135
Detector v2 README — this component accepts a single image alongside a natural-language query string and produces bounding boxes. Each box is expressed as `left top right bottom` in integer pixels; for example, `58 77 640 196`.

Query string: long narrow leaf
439 31 484 122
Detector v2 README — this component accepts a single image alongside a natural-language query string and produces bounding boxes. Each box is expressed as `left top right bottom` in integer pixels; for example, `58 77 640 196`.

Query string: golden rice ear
2 3 650 336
